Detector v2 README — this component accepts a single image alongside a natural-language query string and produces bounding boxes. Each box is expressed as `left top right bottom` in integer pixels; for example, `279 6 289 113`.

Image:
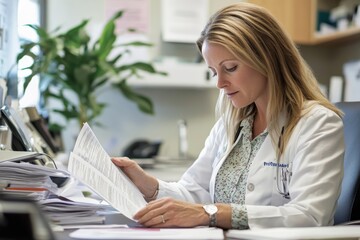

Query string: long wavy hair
196 2 342 156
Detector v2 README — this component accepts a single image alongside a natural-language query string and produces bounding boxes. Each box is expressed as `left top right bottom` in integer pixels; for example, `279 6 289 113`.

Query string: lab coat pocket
271 165 292 206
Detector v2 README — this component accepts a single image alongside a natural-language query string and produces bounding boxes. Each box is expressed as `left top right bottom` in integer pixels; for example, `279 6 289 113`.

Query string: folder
0 150 41 162
0 150 56 169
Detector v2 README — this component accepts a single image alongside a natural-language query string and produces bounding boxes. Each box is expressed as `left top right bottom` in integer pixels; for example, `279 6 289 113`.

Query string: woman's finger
136 207 164 225
111 157 133 167
134 198 173 225
134 198 168 219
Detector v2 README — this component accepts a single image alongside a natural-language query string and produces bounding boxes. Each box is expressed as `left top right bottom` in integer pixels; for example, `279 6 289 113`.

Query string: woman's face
202 41 268 109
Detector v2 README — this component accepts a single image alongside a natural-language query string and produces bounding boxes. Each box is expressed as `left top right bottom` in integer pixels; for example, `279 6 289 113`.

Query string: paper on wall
161 0 209 43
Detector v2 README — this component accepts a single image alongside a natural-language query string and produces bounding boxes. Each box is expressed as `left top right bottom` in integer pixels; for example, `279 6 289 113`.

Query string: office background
22 0 360 158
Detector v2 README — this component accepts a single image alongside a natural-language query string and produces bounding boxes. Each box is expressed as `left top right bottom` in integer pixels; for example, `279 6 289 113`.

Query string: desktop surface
55 213 227 240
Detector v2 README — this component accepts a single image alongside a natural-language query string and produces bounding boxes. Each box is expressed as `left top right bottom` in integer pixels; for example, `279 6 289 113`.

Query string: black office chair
334 101 360 225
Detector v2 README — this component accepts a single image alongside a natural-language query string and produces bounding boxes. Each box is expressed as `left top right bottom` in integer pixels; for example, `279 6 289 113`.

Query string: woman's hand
111 157 158 200
133 197 210 228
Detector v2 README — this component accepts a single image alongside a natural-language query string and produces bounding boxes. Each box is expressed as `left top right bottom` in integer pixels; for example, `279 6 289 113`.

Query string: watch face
204 204 218 215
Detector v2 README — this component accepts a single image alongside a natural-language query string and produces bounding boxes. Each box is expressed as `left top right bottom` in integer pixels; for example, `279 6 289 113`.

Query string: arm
111 118 222 203
133 198 232 228
155 119 226 203
128 119 235 228
111 157 159 201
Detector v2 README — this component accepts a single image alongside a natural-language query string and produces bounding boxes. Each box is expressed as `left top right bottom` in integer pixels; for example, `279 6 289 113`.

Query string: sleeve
156 119 225 204
247 106 344 228
231 204 249 229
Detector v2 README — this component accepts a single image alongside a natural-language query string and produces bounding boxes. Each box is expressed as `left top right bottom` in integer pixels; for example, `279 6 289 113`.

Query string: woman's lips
226 91 238 97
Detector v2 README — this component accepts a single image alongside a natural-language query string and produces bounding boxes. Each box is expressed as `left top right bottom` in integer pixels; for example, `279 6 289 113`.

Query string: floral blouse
214 115 268 229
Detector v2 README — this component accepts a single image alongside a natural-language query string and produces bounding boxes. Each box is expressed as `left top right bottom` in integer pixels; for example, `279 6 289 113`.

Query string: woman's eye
225 66 237 72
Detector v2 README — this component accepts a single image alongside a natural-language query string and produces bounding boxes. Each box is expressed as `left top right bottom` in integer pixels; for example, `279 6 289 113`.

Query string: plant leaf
115 80 154 114
24 24 49 39
97 10 124 60
15 9 163 128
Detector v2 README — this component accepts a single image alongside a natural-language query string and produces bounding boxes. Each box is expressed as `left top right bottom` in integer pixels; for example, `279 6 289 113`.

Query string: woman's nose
216 74 227 89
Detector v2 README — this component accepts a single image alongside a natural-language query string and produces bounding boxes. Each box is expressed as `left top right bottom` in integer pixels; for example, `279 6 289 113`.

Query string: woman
112 2 344 229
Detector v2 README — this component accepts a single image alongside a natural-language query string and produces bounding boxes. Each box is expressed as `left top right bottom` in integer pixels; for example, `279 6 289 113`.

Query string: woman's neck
252 107 267 139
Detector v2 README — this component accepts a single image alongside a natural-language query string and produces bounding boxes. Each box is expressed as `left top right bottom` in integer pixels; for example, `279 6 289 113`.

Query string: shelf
127 61 216 88
248 0 360 45
312 26 360 44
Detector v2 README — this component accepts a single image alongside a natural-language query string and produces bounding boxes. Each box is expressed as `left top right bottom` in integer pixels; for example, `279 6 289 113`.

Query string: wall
298 40 360 89
46 0 233 158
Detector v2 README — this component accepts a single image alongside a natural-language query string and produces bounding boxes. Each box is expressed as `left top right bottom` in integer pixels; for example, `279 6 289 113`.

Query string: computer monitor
0 104 33 151
0 197 55 240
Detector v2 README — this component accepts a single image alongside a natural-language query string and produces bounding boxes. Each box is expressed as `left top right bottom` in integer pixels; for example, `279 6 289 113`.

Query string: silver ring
161 215 165 223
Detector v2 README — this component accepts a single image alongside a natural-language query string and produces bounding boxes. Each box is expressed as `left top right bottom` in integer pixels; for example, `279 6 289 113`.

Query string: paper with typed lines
68 123 146 220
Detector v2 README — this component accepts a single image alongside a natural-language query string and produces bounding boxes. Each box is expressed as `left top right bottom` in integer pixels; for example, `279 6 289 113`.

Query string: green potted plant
17 10 165 131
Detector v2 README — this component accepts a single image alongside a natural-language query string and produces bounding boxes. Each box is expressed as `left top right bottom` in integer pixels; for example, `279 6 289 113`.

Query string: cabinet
248 0 360 45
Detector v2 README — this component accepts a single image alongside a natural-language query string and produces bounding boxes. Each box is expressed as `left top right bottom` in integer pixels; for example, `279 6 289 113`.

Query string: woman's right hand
111 157 159 201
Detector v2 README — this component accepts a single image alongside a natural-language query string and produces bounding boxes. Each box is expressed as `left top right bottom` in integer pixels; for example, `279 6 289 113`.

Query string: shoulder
301 101 342 124
286 102 344 156
291 101 344 141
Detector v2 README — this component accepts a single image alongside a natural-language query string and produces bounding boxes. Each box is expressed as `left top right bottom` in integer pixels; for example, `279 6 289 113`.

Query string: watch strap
209 212 217 227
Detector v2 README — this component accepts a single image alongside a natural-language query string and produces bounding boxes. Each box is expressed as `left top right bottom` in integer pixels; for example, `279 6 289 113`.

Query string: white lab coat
157 103 344 229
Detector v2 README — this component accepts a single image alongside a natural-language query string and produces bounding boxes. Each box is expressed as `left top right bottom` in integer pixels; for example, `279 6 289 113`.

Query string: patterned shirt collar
239 114 268 141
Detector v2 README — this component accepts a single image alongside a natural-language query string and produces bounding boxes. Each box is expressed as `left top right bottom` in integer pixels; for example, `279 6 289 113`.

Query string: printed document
70 227 224 239
68 123 147 220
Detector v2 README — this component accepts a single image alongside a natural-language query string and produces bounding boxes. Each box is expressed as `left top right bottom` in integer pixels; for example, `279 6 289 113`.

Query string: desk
55 212 227 240
55 161 202 240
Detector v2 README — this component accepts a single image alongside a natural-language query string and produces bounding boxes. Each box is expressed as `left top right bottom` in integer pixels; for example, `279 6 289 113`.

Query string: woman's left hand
133 197 209 228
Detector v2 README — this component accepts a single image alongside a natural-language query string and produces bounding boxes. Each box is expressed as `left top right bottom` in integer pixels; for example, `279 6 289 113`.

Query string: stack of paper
0 161 69 200
39 196 109 225
0 152 111 226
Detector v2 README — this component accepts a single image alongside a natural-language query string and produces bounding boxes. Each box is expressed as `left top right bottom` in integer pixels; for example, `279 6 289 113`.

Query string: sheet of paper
226 226 360 240
104 0 150 34
161 0 209 43
70 227 224 239
328 76 343 103
343 60 360 101
68 123 147 220
62 224 128 230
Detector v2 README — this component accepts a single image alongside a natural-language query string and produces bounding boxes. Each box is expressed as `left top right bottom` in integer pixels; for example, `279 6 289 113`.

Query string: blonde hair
196 2 342 155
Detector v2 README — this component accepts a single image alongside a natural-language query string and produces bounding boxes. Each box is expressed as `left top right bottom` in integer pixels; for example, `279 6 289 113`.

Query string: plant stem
78 99 88 130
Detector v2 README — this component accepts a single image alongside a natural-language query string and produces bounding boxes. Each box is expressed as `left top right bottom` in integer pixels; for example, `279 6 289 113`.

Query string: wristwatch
203 204 218 227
